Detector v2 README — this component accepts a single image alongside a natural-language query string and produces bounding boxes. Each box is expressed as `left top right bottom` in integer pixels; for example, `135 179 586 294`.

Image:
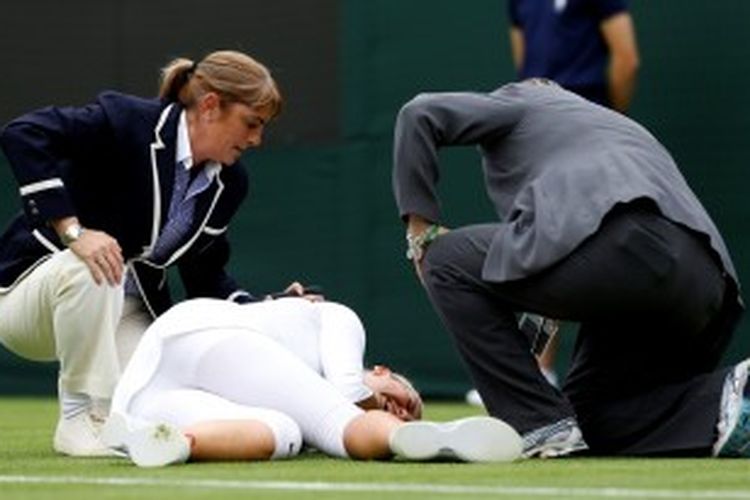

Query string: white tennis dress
110 297 374 458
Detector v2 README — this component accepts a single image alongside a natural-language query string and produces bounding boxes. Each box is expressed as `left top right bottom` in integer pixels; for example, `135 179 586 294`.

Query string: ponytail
159 58 197 103
157 51 282 115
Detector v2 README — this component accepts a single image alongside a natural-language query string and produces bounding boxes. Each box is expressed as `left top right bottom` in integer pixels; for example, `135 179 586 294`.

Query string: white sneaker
53 411 119 457
465 389 484 407
389 416 523 462
101 412 191 467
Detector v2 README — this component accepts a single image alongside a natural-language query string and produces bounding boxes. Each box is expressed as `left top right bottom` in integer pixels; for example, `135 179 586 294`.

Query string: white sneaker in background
101 412 190 467
53 411 118 457
465 388 484 407
389 416 522 462
541 368 559 387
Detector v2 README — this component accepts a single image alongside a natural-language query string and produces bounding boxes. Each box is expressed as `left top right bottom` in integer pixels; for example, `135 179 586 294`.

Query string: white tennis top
111 297 373 414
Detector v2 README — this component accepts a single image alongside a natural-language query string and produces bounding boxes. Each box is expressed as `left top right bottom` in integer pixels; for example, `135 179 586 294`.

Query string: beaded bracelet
405 224 440 261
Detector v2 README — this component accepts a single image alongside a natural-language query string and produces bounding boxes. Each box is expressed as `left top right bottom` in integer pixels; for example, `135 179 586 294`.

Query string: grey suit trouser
421 204 740 456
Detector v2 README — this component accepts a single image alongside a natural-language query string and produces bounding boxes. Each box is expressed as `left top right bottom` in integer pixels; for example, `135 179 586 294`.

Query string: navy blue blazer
0 91 257 316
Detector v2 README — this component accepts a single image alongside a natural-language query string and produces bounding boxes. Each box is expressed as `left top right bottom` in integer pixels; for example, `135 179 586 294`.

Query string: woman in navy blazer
0 50 284 457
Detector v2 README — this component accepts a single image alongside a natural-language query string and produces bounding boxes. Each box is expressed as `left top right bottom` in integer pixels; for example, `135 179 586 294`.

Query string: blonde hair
159 50 282 117
364 368 424 421
391 371 424 420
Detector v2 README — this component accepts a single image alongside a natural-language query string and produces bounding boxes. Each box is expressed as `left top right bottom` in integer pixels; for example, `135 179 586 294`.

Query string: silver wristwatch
61 224 85 246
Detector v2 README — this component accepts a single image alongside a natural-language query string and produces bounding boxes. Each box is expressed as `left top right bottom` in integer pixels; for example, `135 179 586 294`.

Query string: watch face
63 224 83 244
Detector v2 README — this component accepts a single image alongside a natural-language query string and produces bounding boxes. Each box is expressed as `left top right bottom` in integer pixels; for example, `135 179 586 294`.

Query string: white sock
260 412 303 460
61 391 91 420
90 398 111 418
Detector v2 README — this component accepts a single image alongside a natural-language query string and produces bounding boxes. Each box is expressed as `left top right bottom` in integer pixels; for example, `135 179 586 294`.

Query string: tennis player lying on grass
103 297 522 466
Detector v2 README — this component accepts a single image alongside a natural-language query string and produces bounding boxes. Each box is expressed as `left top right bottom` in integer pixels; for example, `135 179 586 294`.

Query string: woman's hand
271 281 325 302
53 217 124 286
69 229 124 286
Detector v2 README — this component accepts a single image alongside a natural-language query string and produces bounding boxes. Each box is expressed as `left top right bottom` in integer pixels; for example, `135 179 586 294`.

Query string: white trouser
0 250 150 399
128 329 363 458
116 295 152 370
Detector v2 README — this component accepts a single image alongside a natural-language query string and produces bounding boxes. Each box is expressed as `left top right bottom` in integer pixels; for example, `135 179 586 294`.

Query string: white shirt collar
176 111 222 180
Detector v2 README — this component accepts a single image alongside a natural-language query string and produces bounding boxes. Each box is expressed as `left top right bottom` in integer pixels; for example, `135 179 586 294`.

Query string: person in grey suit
392 78 745 457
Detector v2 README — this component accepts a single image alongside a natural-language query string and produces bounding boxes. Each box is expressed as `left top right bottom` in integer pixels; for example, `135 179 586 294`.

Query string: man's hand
406 215 449 284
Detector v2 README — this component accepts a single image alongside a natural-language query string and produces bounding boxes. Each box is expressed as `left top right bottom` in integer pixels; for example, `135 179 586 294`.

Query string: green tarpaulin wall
1 1 748 396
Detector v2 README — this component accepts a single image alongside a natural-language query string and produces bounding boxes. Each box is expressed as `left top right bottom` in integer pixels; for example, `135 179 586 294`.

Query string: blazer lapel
146 103 181 254
161 173 224 267
192 181 221 229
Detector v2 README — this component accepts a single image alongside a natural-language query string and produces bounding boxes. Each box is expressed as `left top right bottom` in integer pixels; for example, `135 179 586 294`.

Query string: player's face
364 367 421 421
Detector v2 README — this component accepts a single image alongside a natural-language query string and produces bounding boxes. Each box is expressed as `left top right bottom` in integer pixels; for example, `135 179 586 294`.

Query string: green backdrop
1 0 748 396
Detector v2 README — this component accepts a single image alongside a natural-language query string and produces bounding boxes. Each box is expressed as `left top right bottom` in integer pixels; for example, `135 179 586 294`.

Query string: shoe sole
102 412 190 467
389 416 522 462
524 437 589 459
53 438 121 457
100 412 129 450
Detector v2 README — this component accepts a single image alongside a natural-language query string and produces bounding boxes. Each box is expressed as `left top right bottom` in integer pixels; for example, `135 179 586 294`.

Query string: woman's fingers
69 230 124 286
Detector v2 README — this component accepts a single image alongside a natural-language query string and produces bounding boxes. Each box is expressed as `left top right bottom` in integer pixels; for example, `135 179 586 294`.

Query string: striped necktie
150 162 199 263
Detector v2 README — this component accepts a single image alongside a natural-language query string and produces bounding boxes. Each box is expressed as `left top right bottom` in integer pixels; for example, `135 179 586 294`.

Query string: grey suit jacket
392 81 740 297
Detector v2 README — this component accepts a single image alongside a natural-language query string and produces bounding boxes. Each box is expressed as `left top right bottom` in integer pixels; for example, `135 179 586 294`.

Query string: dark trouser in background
421 204 740 456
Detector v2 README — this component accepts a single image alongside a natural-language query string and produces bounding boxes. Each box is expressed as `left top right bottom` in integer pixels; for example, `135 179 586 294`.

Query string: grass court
1 397 750 500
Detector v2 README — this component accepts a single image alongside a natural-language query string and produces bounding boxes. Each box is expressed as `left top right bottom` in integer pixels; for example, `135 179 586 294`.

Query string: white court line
1 475 750 499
